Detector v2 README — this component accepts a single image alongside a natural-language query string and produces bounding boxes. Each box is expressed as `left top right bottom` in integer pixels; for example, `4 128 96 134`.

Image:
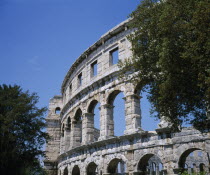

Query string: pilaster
64 124 71 152
82 113 94 144
71 119 82 148
99 104 114 140
124 94 142 134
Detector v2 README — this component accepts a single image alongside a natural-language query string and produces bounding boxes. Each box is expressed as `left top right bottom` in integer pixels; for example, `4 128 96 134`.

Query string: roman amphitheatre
44 19 210 175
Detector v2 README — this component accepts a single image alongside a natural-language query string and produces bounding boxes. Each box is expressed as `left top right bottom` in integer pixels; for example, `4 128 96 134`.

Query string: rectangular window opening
78 73 82 87
69 83 72 95
110 48 119 65
91 61 97 77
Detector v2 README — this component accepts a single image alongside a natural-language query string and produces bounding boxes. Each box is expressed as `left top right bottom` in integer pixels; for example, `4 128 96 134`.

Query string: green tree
0 84 48 175
119 0 210 131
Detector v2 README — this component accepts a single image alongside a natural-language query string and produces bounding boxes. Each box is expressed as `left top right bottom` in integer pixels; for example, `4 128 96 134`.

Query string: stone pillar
82 113 94 144
193 164 197 174
124 94 142 134
156 165 159 175
187 167 191 174
99 104 114 140
64 124 71 152
164 162 179 175
71 119 82 148
60 134 65 154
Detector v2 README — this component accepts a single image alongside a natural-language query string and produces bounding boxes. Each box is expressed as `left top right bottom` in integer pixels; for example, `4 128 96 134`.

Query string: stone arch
87 99 99 114
136 153 163 174
72 165 80 175
199 163 205 172
63 166 68 175
174 142 207 166
86 99 100 141
133 83 157 131
105 154 127 173
84 155 103 173
74 108 82 121
55 107 61 114
107 90 122 105
178 147 209 173
86 162 98 175
107 158 126 174
72 104 84 118
106 89 126 136
178 148 200 169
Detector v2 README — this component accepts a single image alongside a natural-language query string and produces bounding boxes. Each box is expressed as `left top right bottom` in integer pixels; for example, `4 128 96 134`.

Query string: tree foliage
0 84 48 175
119 0 210 131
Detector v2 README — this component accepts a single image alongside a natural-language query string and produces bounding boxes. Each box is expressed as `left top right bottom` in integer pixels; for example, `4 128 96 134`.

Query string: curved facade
44 20 210 175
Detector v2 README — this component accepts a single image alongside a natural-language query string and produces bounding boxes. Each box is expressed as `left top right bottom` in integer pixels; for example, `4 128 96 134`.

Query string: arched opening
200 163 205 172
55 107 61 114
134 86 159 131
72 165 80 175
74 109 82 144
137 154 163 175
88 100 100 141
107 158 126 174
179 149 209 174
63 167 68 175
107 90 125 136
87 162 98 175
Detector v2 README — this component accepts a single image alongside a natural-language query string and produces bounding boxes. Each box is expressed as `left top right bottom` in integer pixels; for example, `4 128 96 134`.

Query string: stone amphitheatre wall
44 20 210 175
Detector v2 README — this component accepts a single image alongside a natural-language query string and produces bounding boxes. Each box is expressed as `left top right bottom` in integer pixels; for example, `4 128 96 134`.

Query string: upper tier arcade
44 19 210 175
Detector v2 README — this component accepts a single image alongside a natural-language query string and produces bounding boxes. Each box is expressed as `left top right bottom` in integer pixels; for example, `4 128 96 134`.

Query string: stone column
124 94 142 134
82 113 94 144
99 104 114 140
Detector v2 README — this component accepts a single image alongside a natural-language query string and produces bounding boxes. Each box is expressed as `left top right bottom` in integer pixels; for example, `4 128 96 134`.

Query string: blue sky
0 0 159 132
